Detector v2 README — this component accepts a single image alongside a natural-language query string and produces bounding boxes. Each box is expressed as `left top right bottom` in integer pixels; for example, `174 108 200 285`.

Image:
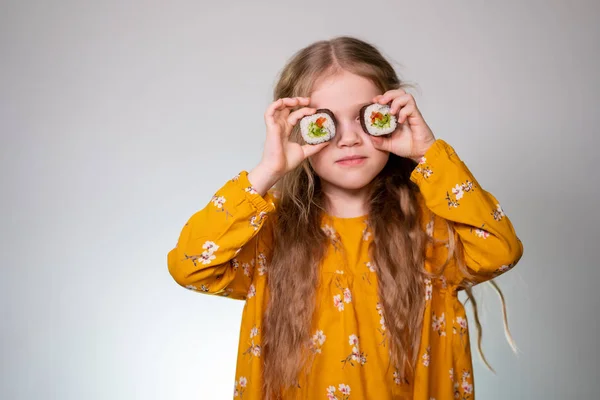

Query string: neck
321 181 370 218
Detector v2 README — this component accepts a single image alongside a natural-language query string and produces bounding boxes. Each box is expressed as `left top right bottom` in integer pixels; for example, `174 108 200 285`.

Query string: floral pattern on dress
452 316 468 338
247 284 256 299
424 278 433 301
494 260 517 276
241 259 254 277
376 302 386 346
361 220 372 241
414 156 433 179
432 313 447 336
333 276 352 312
242 325 261 360
422 346 431 367
233 376 248 398
249 212 267 231
257 253 267 276
211 195 226 209
326 384 351 400
211 195 233 218
445 180 476 208
322 224 342 251
342 335 367 368
310 329 327 354
185 283 209 293
393 369 409 386
472 224 490 239
492 203 505 221
452 370 474 400
186 240 219 266
362 261 376 285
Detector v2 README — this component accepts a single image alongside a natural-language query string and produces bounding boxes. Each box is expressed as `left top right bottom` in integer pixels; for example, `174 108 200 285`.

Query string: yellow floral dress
167 140 523 399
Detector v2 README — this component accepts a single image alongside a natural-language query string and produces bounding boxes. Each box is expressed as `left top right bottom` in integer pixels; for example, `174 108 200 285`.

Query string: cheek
373 151 390 170
362 137 390 169
307 147 330 175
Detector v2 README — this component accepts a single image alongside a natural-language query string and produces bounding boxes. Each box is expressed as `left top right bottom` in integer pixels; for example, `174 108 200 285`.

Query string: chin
342 181 374 190
321 172 378 190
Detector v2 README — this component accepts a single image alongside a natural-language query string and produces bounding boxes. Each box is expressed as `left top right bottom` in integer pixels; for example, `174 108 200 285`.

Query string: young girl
167 36 523 400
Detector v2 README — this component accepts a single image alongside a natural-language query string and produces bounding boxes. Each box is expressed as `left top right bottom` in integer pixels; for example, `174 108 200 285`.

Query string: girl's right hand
259 97 329 175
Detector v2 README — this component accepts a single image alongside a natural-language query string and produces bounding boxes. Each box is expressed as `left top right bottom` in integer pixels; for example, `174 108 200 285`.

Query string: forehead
310 70 381 113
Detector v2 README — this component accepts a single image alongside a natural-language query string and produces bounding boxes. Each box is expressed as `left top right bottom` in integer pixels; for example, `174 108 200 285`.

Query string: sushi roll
359 103 398 136
299 109 336 144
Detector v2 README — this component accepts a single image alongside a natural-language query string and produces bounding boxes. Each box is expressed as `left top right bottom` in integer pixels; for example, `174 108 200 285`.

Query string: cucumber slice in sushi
359 103 397 136
300 109 336 144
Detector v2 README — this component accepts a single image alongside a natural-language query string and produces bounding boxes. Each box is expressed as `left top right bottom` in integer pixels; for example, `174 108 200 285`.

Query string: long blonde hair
261 36 510 399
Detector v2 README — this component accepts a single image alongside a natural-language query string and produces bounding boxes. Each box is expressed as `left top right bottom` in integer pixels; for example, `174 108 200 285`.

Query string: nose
335 118 362 147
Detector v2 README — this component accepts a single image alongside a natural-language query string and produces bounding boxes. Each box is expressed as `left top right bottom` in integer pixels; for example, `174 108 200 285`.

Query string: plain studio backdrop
1 0 599 399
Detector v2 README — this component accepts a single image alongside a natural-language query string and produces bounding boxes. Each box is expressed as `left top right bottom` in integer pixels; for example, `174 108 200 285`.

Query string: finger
369 135 392 152
378 89 407 105
287 107 316 126
273 98 299 120
390 93 415 116
301 141 330 158
397 104 415 124
275 97 311 120
265 97 310 119
281 97 311 110
264 98 284 124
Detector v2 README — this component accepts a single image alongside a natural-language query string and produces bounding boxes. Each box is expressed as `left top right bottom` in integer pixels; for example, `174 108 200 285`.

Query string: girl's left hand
369 89 436 162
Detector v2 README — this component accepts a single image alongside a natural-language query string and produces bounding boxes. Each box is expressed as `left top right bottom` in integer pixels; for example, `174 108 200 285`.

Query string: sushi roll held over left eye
299 109 336 144
359 103 398 136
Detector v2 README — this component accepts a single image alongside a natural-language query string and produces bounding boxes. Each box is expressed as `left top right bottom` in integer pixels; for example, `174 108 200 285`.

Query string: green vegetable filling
308 122 327 138
372 113 391 129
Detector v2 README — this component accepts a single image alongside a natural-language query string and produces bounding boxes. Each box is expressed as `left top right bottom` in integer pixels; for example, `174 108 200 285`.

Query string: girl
167 36 523 399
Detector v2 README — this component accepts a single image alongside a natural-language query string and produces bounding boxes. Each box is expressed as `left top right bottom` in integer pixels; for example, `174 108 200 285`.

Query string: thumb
301 141 330 158
369 135 392 152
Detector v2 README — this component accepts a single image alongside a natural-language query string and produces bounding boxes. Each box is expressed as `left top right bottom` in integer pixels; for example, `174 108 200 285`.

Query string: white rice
362 103 397 136
299 112 336 144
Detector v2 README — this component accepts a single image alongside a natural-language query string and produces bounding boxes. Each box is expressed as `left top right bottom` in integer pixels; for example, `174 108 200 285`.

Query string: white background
1 0 599 398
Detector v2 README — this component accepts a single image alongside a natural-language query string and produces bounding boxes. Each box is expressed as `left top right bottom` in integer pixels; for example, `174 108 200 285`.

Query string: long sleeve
167 171 276 300
411 139 524 286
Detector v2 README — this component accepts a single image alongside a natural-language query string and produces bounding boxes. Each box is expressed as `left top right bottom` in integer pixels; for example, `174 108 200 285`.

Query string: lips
336 155 366 162
335 155 368 167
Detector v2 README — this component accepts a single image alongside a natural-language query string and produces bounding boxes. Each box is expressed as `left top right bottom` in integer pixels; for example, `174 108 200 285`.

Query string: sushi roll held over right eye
299 109 336 145
359 103 398 136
